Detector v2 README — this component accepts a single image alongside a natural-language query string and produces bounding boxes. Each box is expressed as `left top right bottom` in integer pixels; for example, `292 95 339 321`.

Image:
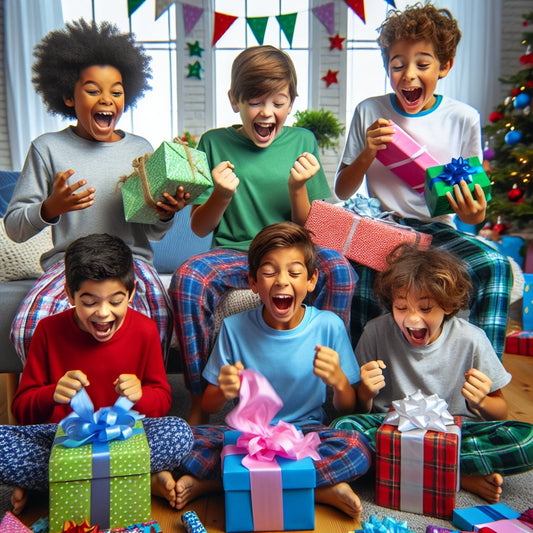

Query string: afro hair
32 19 152 119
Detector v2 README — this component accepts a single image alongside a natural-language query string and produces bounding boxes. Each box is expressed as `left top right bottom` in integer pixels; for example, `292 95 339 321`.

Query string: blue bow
431 157 476 189
58 388 144 448
362 515 413 533
344 194 382 218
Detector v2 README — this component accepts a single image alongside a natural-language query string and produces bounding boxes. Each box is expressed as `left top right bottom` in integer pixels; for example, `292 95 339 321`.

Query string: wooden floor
4 352 533 533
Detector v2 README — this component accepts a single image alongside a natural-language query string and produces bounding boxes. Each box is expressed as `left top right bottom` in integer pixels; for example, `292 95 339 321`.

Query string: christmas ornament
483 147 495 160
511 88 520 97
508 183 525 203
187 61 203 79
489 111 503 122
505 130 522 145
513 92 531 108
322 69 339 87
329 33 345 51
187 40 204 57
519 53 533 66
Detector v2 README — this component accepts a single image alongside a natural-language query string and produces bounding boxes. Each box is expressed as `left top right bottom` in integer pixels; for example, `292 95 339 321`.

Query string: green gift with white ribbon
118 140 212 223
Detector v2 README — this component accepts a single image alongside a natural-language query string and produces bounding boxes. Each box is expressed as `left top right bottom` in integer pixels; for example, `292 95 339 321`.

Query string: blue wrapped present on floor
452 503 521 531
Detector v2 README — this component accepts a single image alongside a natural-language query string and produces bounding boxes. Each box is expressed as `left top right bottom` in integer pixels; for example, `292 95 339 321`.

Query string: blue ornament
513 92 531 109
504 130 522 145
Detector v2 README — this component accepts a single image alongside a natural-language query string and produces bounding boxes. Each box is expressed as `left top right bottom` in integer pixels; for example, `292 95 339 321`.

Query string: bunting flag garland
212 12 239 46
276 12 298 48
128 0 146 17
322 69 339 87
384 0 396 7
345 0 365 23
329 33 345 50
183 3 204 35
312 2 335 35
247 16 269 45
155 0 173 20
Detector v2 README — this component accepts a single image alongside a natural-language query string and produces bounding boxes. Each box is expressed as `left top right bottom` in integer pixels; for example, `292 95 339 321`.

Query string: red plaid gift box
376 121 440 193
375 391 461 519
505 331 533 356
304 200 432 271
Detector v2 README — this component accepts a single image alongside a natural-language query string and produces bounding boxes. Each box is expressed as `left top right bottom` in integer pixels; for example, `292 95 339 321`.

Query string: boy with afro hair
5 19 189 363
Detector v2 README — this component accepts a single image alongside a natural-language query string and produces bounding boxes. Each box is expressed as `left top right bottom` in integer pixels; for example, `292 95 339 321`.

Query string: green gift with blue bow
48 390 151 532
424 156 491 217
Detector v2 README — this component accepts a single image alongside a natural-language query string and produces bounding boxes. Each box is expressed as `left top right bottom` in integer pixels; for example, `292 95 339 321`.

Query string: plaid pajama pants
180 423 372 486
350 219 512 359
169 247 357 394
0 417 193 491
10 259 173 364
331 413 533 477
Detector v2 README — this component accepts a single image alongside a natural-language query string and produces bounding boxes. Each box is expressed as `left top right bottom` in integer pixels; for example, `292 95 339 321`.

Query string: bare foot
187 394 209 426
175 475 221 510
315 482 362 521
11 487 28 516
151 471 177 508
461 472 503 503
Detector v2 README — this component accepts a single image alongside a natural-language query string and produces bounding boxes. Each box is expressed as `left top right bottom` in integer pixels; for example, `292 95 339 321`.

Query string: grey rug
2 374 531 532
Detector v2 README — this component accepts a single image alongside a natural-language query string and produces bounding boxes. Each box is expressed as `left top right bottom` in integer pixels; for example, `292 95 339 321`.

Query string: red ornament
527 81 533 88
489 111 503 123
511 87 520 97
492 223 505 234
329 33 345 51
520 53 533 66
508 185 525 203
322 69 339 87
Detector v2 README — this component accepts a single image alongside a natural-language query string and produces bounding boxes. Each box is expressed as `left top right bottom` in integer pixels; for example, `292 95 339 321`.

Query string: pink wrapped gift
304 200 432 271
376 121 440 193
0 512 32 533
475 520 533 533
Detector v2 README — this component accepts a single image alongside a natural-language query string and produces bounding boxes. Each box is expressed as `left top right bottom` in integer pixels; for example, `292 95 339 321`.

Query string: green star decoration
187 61 203 80
187 40 204 58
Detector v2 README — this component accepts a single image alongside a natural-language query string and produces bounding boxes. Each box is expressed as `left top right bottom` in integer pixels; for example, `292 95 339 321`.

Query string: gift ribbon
116 153 157 209
428 157 483 190
55 389 144 529
344 194 383 218
362 514 413 533
385 146 427 171
383 390 461 514
223 369 320 531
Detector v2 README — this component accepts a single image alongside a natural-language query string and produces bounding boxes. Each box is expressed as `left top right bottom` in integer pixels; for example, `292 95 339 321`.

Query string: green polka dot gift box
118 140 212 223
48 420 151 533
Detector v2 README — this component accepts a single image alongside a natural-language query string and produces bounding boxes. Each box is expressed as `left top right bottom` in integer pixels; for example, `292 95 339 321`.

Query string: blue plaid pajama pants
0 417 193 491
10 259 173 364
169 247 357 394
180 424 371 487
349 219 512 359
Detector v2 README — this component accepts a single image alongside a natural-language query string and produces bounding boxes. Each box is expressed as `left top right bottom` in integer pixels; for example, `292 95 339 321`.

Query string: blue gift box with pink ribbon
424 156 492 217
48 389 151 533
221 370 319 532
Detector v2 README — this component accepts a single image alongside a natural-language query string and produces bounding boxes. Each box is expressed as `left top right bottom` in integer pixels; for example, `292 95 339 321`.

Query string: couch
0 170 260 423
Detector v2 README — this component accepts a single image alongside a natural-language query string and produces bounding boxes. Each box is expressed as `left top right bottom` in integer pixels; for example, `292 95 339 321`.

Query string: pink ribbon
223 369 320 530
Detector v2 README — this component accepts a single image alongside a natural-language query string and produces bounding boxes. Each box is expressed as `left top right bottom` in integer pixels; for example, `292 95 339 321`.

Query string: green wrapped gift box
119 141 212 223
424 156 491 217
49 421 151 533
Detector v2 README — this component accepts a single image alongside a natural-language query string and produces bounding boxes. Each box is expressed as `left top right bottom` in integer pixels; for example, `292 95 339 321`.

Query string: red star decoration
322 69 339 88
329 33 345 51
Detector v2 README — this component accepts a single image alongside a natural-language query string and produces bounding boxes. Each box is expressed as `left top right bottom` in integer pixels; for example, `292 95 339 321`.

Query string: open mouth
254 123 275 141
92 321 114 338
94 112 114 128
401 87 422 104
273 295 293 311
407 327 427 341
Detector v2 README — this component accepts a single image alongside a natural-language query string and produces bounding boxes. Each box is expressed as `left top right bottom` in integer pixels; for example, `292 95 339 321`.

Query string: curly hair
32 19 151 119
377 3 461 69
374 244 472 321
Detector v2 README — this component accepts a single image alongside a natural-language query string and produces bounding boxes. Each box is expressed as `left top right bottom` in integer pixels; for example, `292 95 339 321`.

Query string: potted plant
292 109 345 151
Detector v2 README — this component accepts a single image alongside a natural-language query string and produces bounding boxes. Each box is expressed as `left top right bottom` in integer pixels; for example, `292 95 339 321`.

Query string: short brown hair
377 3 461 69
374 244 472 320
248 222 316 281
229 45 298 104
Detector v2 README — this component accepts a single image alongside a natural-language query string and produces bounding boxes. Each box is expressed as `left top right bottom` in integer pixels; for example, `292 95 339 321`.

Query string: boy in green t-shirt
169 45 357 424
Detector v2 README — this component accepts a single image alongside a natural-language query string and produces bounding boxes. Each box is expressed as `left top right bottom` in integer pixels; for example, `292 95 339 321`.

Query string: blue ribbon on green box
428 157 483 189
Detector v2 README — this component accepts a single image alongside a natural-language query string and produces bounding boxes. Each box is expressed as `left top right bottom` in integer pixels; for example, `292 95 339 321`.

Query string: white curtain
4 0 65 171
435 0 502 125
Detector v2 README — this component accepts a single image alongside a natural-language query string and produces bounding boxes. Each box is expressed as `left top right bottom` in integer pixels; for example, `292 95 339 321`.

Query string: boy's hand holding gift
113 374 142 404
446 179 487 225
54 370 90 404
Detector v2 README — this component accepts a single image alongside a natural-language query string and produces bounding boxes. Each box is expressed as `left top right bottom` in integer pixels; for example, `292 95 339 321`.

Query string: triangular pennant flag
246 16 269 45
276 12 298 48
128 0 146 17
345 0 365 23
312 2 335 35
212 12 238 46
183 3 204 35
384 0 396 6
155 0 174 20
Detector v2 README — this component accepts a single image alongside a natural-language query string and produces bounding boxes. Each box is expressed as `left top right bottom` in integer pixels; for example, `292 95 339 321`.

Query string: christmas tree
482 11 533 230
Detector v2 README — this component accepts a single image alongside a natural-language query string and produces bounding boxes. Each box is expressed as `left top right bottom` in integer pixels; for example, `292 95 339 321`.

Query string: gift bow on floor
225 368 321 462
58 387 144 447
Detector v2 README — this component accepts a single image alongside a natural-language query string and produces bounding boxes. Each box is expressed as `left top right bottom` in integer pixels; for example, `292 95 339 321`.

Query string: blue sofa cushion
0 171 20 216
